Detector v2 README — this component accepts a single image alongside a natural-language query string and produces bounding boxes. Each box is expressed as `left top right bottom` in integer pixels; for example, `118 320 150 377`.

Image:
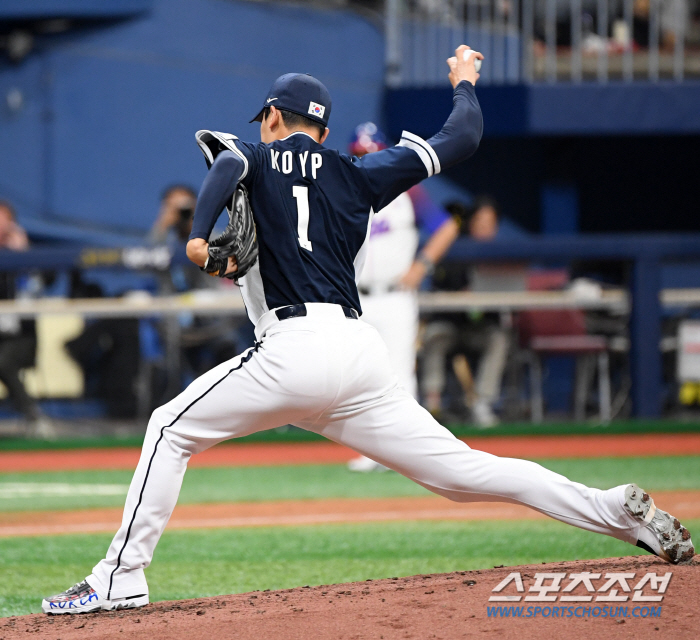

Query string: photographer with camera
151 184 214 293
151 185 198 246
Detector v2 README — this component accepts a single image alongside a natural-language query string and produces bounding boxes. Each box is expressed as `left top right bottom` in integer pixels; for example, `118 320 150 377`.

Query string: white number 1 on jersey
293 185 313 251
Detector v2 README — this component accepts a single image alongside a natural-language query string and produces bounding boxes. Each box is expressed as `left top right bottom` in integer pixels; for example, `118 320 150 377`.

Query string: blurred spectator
151 184 209 294
534 0 602 47
347 123 460 472
151 184 197 246
0 200 53 437
468 196 499 241
531 0 692 50
632 0 689 49
420 197 510 428
0 201 29 250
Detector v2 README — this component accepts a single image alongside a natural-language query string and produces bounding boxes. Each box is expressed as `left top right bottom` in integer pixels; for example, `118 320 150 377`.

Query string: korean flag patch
308 102 325 119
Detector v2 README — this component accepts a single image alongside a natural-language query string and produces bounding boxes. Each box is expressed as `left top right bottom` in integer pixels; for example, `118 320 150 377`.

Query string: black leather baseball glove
202 184 258 281
195 130 259 281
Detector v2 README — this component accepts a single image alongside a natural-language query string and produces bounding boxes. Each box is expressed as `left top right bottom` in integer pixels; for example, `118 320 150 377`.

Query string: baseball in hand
463 49 482 72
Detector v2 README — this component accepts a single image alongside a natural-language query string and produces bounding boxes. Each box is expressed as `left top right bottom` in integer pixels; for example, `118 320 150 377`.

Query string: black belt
275 303 358 321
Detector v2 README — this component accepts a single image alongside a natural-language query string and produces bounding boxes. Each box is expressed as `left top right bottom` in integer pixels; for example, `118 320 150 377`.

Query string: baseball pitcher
42 46 693 615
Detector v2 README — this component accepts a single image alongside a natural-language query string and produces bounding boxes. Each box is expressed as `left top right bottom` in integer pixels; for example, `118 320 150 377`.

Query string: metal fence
385 0 698 85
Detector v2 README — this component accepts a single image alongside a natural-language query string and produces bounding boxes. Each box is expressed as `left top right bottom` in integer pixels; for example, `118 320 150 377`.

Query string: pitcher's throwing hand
448 44 484 88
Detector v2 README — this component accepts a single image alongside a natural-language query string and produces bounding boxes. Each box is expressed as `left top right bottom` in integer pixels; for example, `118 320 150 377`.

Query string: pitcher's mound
4 555 697 640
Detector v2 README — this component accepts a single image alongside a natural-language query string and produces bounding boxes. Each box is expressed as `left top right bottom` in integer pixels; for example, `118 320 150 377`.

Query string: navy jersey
229 132 439 322
191 81 483 324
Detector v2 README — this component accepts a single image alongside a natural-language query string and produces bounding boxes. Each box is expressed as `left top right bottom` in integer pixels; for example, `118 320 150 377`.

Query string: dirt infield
3 555 697 639
2 432 700 473
1 490 699 538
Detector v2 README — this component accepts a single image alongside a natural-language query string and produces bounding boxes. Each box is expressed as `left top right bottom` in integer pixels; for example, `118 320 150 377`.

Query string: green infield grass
0 456 698 512
4 518 699 618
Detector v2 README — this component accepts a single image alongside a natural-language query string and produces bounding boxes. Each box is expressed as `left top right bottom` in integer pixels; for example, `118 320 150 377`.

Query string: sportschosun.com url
487 605 662 619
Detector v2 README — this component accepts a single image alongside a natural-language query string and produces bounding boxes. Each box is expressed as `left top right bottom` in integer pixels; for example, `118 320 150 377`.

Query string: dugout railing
2 233 700 418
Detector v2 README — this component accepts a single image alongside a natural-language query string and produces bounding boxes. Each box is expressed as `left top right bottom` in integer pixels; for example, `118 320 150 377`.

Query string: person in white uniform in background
347 123 459 472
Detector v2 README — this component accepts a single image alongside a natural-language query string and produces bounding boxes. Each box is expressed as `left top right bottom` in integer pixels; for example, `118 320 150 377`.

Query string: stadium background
1 0 699 634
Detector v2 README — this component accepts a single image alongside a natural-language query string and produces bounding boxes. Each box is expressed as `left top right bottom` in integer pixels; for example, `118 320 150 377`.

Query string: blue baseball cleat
42 581 148 615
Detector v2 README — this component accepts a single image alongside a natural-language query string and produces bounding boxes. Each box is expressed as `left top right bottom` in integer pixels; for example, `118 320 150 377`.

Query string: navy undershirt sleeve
355 80 482 212
426 80 483 171
189 150 245 241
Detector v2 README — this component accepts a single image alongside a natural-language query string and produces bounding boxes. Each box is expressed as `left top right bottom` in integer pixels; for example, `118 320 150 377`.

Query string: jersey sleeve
353 144 432 212
355 81 482 213
189 150 244 241
229 138 265 189
425 81 483 169
189 135 267 241
408 184 451 235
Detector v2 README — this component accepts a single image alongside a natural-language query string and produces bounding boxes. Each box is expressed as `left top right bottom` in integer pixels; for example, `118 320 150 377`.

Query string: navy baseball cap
250 73 332 127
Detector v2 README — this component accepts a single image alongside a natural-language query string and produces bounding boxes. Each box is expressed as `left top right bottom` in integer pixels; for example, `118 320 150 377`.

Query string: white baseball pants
87 304 641 600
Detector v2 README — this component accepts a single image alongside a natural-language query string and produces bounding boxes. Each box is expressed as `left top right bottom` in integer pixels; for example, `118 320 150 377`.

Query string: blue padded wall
386 82 700 140
0 0 384 236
